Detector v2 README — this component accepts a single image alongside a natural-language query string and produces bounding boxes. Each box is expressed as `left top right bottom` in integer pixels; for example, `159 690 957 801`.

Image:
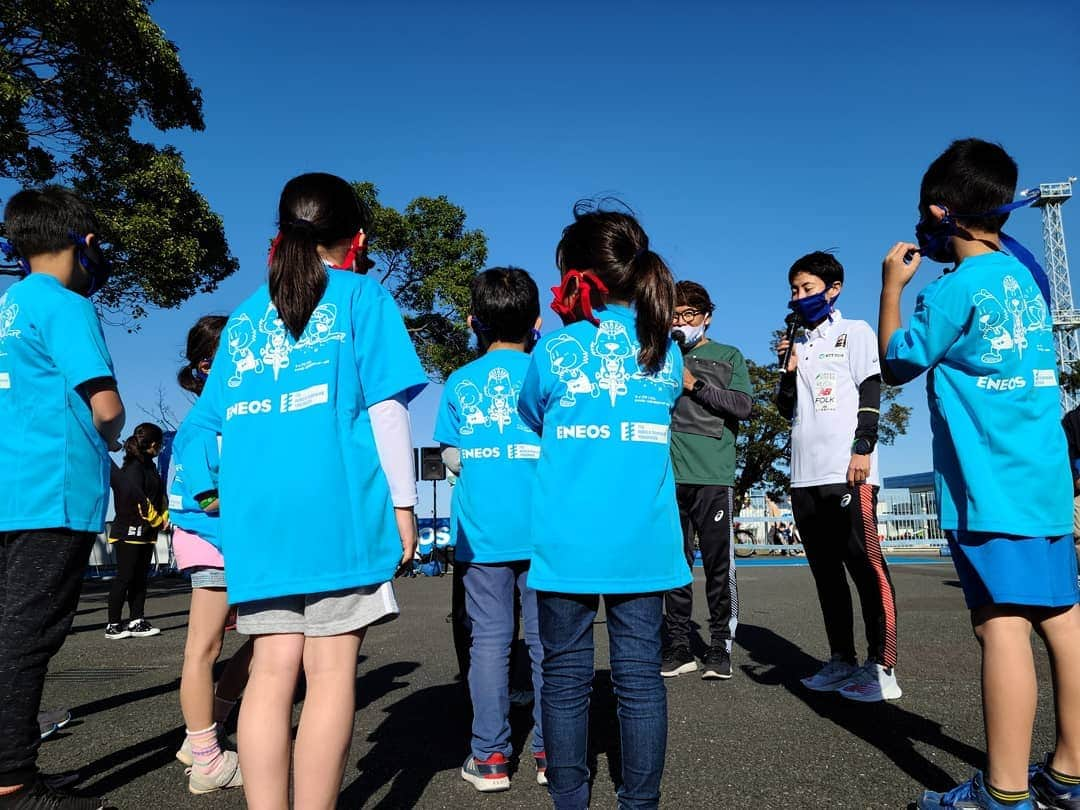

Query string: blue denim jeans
538 591 667 810
462 561 544 760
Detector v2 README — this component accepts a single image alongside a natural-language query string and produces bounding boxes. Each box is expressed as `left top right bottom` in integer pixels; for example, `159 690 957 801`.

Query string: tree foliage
732 330 912 512
0 0 237 322
354 182 487 381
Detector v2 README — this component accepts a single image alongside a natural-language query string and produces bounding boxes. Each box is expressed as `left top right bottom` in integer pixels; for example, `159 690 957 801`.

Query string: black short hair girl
675 280 715 314
122 422 164 467
920 139 1018 234
469 266 540 348
179 315 228 396
555 204 675 372
271 173 372 340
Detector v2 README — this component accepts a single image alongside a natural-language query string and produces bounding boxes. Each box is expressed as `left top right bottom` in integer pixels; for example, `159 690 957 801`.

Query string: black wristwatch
852 437 874 455
692 378 706 395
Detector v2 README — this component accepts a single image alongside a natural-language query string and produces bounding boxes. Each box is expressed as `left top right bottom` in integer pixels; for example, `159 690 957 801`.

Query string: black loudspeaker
420 446 446 481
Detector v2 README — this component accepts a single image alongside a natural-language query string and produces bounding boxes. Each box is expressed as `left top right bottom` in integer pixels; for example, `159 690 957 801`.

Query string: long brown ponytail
555 204 675 372
269 173 371 340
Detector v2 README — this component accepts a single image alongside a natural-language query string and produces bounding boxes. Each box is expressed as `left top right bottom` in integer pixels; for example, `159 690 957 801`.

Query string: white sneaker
838 661 902 702
187 750 243 794
800 656 859 692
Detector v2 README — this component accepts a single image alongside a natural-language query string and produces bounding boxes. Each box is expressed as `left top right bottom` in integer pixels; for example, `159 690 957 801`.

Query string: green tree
0 0 237 321
354 182 487 381
732 331 912 512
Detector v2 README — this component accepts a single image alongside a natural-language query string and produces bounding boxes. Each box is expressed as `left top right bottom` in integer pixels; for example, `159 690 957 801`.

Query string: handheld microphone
780 311 799 372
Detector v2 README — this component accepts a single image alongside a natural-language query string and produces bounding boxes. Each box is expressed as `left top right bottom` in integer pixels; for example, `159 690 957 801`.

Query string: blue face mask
788 290 837 325
915 191 1051 306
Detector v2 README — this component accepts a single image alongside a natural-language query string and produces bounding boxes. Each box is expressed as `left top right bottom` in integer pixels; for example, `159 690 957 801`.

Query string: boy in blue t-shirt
0 187 125 810
434 267 546 793
879 139 1080 810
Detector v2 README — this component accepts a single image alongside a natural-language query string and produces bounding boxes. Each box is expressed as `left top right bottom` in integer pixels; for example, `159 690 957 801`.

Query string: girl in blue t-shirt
184 173 426 809
171 315 252 795
517 205 689 810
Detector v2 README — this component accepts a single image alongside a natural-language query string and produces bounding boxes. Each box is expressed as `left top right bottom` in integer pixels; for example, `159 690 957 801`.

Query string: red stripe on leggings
859 485 897 668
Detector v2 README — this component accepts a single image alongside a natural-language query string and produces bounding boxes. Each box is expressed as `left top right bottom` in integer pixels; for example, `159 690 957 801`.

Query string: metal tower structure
1030 179 1080 413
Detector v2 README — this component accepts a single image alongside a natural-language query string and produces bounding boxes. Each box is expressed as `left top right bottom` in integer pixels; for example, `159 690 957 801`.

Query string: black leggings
108 542 154 625
791 483 898 668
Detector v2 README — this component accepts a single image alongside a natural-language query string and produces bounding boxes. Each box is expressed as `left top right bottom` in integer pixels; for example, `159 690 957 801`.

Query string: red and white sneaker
534 751 548 786
461 752 511 792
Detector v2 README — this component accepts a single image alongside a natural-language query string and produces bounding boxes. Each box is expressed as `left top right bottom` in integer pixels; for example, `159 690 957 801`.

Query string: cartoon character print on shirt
591 320 636 406
0 294 20 356
226 315 263 388
295 304 345 352
632 350 680 392
455 379 488 435
484 367 518 434
259 303 292 380
973 275 1051 364
547 334 598 407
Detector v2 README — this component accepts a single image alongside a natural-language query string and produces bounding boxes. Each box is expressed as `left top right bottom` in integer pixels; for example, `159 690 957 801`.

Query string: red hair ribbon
550 269 609 327
268 232 283 265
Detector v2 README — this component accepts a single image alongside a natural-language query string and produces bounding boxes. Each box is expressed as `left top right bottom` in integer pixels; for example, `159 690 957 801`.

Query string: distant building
881 472 941 540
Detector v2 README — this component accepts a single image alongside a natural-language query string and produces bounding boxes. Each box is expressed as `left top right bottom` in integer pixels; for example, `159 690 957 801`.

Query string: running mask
72 233 111 296
915 192 1051 305
550 270 609 326
672 322 707 348
788 290 837 325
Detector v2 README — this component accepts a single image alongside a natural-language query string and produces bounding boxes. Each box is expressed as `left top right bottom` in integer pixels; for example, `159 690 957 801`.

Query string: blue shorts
946 531 1080 610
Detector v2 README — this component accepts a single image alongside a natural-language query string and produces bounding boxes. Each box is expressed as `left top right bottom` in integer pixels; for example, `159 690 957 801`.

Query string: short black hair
3 185 98 259
788 251 844 287
470 267 540 344
675 280 714 313
920 139 1018 233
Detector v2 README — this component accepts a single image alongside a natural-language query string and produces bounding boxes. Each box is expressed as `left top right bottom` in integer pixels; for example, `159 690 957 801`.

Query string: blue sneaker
1030 756 1080 809
918 771 1035 809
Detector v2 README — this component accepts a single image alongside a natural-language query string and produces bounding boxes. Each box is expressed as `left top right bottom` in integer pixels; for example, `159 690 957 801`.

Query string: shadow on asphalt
735 623 984 791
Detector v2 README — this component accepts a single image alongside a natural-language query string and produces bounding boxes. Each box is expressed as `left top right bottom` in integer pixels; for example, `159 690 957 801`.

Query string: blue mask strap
0 237 29 277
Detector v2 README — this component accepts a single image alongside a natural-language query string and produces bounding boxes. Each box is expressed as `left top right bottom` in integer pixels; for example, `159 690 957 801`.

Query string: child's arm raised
878 242 963 386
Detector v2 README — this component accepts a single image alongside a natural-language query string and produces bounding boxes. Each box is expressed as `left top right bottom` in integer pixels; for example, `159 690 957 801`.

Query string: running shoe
1030 755 1080 809
660 647 698 678
838 660 902 702
800 655 858 692
126 619 160 638
461 753 510 792
918 770 1033 809
701 646 732 680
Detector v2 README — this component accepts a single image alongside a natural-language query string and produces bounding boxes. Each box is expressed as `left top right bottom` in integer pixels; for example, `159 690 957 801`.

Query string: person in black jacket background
106 422 168 639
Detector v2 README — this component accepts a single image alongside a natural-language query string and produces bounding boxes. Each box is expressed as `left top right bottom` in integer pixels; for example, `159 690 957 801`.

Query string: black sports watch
852 437 874 455
692 378 706 395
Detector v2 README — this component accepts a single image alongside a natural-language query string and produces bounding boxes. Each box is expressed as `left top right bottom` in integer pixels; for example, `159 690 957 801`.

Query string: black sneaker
103 623 129 641
701 646 732 680
660 647 697 678
0 777 105 809
126 619 160 638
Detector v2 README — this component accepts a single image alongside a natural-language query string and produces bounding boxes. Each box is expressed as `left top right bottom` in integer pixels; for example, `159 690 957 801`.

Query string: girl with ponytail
182 173 426 809
106 422 168 639
169 314 252 794
518 202 687 810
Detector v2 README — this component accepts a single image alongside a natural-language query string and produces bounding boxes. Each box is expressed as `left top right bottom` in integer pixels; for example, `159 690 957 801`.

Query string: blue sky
4 1 1079 516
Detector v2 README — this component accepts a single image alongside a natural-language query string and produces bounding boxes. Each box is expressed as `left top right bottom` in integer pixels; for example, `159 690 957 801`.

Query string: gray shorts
236 582 398 637
189 566 227 590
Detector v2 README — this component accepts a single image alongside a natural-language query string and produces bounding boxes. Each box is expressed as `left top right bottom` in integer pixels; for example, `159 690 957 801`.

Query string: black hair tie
288 218 316 236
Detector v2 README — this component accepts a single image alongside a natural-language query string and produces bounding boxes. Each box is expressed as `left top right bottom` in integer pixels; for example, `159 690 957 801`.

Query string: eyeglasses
673 308 708 324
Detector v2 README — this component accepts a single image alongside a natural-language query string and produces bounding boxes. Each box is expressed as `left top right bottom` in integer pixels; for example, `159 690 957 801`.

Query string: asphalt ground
35 560 1062 809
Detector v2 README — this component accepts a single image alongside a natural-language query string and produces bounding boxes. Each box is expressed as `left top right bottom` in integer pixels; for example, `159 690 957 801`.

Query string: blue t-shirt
885 251 1072 536
168 421 221 549
185 271 427 603
434 349 539 563
517 304 691 594
0 274 114 532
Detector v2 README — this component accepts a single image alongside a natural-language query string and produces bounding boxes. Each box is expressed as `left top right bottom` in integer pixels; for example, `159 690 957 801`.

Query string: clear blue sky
4 1 1079 516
